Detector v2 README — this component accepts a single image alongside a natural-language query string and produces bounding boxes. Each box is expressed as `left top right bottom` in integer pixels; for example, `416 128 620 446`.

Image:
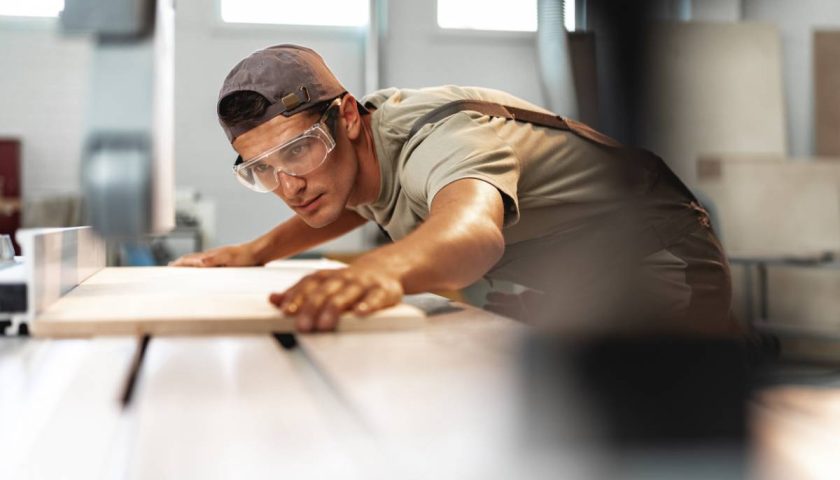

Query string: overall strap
407 99 622 148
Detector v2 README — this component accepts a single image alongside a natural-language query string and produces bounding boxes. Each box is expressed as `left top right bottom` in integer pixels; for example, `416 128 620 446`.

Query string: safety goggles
232 98 339 193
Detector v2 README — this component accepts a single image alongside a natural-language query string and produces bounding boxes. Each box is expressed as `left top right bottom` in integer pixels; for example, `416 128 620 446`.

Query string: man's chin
298 208 341 228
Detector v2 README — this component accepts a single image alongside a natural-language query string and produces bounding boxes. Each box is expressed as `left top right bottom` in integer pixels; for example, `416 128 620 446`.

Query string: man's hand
269 267 403 332
169 243 260 267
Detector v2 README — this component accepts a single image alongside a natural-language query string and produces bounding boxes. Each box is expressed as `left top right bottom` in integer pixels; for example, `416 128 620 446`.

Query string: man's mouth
292 193 323 211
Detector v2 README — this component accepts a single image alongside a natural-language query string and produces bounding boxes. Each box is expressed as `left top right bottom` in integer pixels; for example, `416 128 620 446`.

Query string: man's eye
289 143 310 158
254 163 272 173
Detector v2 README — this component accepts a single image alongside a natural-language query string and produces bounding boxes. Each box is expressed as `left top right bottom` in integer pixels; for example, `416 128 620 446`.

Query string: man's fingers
200 253 231 267
169 255 203 267
315 283 367 331
273 268 403 333
280 276 322 312
269 292 285 306
169 253 220 267
298 277 348 326
353 287 398 315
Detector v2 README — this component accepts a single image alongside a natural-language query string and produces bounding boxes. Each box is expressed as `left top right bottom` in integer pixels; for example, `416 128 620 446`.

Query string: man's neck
349 113 381 207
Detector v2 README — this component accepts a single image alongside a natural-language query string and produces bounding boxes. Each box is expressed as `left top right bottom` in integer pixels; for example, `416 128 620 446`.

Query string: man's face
233 105 359 228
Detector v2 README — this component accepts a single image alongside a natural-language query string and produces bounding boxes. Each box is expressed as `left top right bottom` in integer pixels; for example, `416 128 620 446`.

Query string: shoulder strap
407 99 622 148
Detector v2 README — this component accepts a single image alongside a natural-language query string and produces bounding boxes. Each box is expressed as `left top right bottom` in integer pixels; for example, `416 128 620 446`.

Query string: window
0 0 63 17
437 0 577 32
437 0 537 32
564 0 576 32
220 0 368 27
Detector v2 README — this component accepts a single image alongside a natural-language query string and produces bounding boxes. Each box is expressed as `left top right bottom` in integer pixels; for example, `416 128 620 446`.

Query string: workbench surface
2 262 839 478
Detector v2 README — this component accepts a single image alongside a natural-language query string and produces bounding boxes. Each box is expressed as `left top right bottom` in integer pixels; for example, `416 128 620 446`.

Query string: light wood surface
33 263 426 337
815 31 840 157
297 303 527 478
0 338 137 479
127 336 384 479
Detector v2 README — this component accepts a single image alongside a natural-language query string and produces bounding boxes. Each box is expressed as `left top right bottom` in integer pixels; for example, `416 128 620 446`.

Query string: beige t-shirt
352 86 679 289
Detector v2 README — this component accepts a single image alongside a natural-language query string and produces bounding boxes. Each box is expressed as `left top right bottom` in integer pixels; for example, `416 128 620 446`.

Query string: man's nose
276 170 306 197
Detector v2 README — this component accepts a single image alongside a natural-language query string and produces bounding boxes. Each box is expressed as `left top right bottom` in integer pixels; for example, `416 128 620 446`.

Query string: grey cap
218 44 347 142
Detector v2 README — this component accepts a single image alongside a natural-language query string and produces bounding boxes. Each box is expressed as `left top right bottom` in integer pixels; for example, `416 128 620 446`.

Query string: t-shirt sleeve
400 111 521 227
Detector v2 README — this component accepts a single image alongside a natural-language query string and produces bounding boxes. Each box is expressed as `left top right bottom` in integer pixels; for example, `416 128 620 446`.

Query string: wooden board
32 263 425 337
638 23 787 186
815 30 840 157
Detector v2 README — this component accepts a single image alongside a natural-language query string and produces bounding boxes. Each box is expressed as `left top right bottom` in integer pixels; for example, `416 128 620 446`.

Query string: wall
3 0 838 250
0 18 91 200
692 0 741 22
381 2 544 105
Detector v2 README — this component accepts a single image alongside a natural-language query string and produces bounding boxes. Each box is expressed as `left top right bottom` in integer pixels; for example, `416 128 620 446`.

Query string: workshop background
4 1 840 479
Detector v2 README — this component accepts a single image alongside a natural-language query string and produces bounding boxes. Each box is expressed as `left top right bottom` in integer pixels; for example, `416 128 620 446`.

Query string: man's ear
340 95 363 141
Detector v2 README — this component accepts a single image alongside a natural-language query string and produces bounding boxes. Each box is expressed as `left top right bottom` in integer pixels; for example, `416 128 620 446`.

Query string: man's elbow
485 226 506 267
444 226 506 291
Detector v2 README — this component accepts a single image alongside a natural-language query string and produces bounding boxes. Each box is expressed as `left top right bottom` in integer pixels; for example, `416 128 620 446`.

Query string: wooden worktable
2 262 839 478
0 268 527 479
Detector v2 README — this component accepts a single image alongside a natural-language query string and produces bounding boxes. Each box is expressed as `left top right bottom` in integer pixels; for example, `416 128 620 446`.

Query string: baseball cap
218 44 347 142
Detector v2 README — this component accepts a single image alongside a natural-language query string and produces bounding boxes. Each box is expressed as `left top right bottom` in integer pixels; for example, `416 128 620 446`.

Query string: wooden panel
815 30 840 156
697 158 840 257
33 263 425 337
639 23 787 186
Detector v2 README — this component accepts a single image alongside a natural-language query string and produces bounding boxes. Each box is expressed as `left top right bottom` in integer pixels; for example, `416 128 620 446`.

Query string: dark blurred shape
586 0 658 145
568 32 600 128
521 332 754 479
61 0 155 38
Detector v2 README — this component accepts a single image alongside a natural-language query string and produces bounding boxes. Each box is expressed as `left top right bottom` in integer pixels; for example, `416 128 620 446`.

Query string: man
172 44 737 335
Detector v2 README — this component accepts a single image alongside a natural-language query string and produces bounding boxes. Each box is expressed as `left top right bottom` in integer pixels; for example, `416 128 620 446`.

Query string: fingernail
356 302 369 313
298 315 312 331
285 303 300 314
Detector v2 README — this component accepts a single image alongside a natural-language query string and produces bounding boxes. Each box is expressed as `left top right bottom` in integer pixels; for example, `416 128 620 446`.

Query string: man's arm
170 208 367 267
271 178 506 330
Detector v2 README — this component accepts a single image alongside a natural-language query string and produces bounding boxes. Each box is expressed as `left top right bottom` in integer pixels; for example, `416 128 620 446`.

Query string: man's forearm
352 180 506 293
249 209 367 264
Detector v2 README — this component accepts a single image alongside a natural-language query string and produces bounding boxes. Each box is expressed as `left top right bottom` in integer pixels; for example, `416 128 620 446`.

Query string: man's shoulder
367 86 552 128
363 85 536 108
364 85 546 139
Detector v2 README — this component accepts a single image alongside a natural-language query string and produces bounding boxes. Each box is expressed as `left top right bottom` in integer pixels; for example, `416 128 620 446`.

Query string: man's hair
219 91 363 137
218 91 270 128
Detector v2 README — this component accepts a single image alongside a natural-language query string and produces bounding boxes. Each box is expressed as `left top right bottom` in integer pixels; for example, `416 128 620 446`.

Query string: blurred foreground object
521 333 752 480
